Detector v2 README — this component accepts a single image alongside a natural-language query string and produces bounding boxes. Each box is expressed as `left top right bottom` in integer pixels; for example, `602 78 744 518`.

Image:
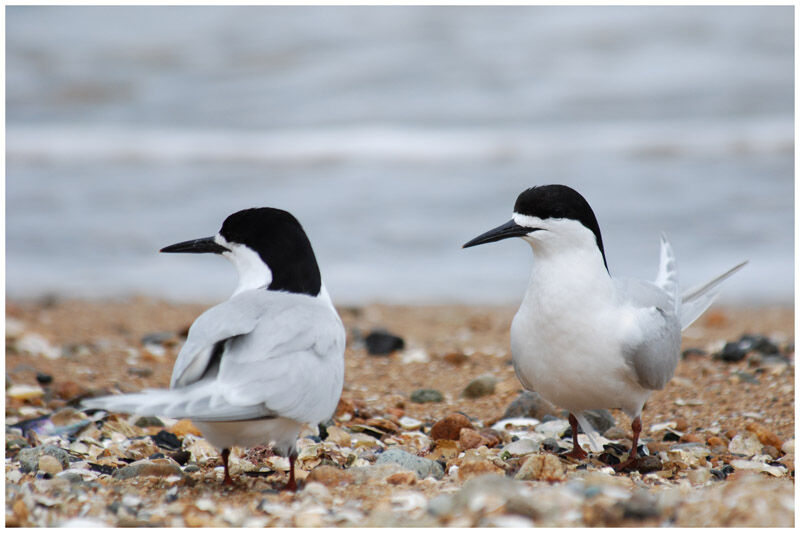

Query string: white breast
510 242 651 417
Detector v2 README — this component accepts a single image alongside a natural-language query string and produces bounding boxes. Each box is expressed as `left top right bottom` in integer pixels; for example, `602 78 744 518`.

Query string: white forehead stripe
512 212 546 229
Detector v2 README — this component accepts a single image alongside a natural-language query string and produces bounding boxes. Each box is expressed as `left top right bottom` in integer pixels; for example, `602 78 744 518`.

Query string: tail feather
82 389 185 418
654 233 679 313
81 383 274 422
680 261 748 330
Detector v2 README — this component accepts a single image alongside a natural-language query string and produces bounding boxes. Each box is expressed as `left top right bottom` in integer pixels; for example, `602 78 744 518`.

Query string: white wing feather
84 290 345 426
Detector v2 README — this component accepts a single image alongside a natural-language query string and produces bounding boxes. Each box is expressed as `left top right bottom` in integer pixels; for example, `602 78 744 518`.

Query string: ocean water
6 6 794 305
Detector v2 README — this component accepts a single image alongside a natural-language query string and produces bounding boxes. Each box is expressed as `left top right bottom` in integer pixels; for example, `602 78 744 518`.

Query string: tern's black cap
514 185 608 271
220 207 322 297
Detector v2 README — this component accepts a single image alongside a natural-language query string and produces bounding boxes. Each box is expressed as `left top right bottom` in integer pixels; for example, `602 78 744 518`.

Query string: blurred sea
5 6 794 305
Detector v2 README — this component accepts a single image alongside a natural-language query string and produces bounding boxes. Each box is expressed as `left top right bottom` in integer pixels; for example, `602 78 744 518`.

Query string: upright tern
463 184 745 470
84 207 345 489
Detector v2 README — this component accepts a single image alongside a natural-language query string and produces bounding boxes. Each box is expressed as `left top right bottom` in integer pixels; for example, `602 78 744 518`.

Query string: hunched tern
463 184 746 470
84 207 345 488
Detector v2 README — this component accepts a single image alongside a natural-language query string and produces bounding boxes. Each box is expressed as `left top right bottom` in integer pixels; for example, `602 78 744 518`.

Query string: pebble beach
5 298 795 527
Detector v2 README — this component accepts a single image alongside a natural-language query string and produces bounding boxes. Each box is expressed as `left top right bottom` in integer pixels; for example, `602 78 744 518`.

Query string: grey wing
615 278 682 390
199 297 346 424
170 290 282 388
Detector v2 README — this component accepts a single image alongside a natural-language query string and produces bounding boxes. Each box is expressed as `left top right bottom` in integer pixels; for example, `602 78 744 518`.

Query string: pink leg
561 413 588 460
614 416 642 471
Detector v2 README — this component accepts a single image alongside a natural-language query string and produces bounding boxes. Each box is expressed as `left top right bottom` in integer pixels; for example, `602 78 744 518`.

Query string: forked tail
679 261 748 331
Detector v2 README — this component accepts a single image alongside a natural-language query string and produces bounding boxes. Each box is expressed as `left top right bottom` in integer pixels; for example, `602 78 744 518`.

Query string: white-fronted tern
84 207 345 488
463 184 745 470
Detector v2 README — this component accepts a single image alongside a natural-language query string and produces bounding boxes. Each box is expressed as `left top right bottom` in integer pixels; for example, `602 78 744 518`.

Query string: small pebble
365 330 405 355
398 416 422 431
780 439 794 455
385 471 417 485
457 457 505 481
515 453 565 481
459 428 489 450
7 384 45 401
430 413 473 441
687 467 711 485
745 422 783 450
729 432 763 457
38 454 64 475
112 461 184 480
169 419 202 437
375 448 444 479
410 389 443 404
502 390 560 420
461 375 498 398
325 426 352 448
134 416 164 428
307 465 355 487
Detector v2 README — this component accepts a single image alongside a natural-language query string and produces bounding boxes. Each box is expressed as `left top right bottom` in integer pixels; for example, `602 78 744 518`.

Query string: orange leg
614 416 642 471
561 413 588 460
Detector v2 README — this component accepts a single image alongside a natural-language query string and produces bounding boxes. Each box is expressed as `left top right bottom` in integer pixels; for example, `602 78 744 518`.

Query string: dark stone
461 375 498 398
682 347 706 358
541 437 564 453
635 455 662 473
365 330 405 355
740 334 780 355
148 453 166 460
17 445 71 473
410 389 444 403
501 390 560 420
134 416 164 428
598 452 620 465
663 431 681 442
151 430 181 450
317 421 330 441
88 462 116 475
35 372 53 385
603 442 629 456
717 334 781 363
718 342 748 362
169 450 191 465
710 468 727 481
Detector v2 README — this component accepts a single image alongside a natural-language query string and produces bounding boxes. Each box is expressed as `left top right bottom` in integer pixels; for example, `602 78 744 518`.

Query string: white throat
215 234 273 296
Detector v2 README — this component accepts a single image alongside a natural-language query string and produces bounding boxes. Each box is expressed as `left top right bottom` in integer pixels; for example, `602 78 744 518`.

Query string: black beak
160 236 228 254
462 219 534 249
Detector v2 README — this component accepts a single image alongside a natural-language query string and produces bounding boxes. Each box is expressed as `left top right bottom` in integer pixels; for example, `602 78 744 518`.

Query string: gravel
4 299 794 527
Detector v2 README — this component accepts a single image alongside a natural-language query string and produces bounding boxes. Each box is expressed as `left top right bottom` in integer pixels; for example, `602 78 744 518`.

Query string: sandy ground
4 297 795 527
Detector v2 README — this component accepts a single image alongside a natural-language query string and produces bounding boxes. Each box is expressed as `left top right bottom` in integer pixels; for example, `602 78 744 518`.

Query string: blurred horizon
5 6 794 305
